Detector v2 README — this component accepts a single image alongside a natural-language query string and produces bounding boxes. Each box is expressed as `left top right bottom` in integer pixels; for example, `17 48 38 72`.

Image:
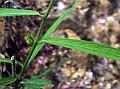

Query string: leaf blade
28 42 45 64
0 58 11 63
0 8 40 16
0 58 23 68
28 2 77 64
0 77 16 85
42 2 77 39
21 79 52 89
43 37 120 61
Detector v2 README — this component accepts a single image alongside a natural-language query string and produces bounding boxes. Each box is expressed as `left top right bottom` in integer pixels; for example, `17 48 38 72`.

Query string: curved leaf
28 2 77 64
43 37 120 61
0 77 16 85
42 2 77 39
0 8 40 16
21 79 52 89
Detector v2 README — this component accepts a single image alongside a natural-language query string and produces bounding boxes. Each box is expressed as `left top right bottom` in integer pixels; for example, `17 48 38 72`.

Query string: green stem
11 56 16 77
11 56 16 88
19 0 56 79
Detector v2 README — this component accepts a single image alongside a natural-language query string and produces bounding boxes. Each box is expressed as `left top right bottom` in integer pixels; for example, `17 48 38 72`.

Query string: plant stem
11 56 16 88
11 56 16 77
19 0 55 79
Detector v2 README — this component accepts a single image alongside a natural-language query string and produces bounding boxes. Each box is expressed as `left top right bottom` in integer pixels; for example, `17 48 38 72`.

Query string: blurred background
0 0 120 89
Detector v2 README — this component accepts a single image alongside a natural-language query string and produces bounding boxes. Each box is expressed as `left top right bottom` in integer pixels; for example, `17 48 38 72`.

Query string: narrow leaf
28 42 45 64
28 2 77 64
0 58 23 68
42 2 77 39
21 79 52 89
40 57 74 77
0 8 40 16
0 77 16 85
0 58 11 63
43 37 120 62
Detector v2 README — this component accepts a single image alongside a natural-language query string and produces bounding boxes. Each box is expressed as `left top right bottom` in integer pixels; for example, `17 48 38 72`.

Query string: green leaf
15 60 23 68
0 77 16 85
21 79 52 89
28 42 45 65
0 58 23 68
0 58 11 63
42 2 77 39
28 2 77 64
40 57 74 77
43 37 120 62
0 8 40 16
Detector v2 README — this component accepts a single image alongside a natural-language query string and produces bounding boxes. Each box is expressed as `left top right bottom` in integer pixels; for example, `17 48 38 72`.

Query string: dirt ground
0 0 120 89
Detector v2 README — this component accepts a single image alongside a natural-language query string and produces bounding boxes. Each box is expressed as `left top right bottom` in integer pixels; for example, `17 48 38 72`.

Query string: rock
112 84 120 89
57 2 66 10
84 70 93 82
71 72 81 79
106 16 120 32
92 84 99 89
62 67 72 77
104 72 114 81
93 63 106 76
105 83 112 89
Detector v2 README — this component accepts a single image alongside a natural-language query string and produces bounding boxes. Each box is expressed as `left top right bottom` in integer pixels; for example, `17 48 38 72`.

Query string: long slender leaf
0 77 16 85
0 8 40 16
42 2 77 39
40 57 74 77
28 2 77 64
0 58 11 63
21 79 52 89
0 58 23 68
43 37 120 62
28 42 45 64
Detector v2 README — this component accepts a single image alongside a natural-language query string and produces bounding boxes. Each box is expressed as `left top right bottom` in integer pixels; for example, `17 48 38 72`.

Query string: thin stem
11 56 16 77
19 0 56 79
11 56 16 89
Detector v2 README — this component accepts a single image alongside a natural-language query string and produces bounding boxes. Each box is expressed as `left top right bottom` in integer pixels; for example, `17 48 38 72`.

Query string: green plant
0 0 120 88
